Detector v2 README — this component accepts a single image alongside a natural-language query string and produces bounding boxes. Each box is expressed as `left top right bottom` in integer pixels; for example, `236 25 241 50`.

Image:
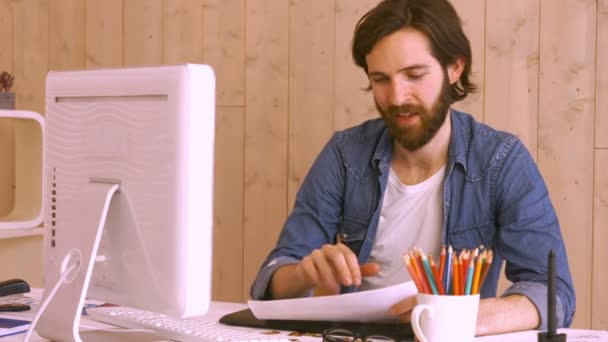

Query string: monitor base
36 182 120 342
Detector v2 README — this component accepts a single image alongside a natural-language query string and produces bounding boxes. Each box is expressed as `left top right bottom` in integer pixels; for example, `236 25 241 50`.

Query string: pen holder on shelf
0 110 44 230
0 92 16 110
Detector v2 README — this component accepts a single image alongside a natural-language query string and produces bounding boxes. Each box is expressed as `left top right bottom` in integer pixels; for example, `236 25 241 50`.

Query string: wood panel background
0 0 606 329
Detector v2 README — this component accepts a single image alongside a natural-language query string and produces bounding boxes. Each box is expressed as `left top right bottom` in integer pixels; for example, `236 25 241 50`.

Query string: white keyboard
87 306 290 342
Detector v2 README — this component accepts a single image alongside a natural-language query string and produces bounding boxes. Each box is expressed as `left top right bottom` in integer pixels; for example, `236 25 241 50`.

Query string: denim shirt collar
371 108 469 175
371 127 392 175
447 109 470 174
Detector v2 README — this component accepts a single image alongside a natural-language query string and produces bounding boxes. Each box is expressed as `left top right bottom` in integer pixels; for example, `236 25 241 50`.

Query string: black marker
0 303 31 312
538 250 566 342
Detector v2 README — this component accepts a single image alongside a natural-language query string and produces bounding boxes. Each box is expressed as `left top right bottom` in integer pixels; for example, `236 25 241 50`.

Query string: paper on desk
248 281 417 323
476 328 608 342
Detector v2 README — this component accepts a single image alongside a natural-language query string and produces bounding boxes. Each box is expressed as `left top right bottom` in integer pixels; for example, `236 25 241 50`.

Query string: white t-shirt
360 165 445 291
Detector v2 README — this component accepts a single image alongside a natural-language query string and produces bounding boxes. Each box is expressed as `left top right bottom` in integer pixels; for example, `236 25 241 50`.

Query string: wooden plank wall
0 0 606 329
0 1 14 216
334 0 377 130
242 0 289 300
594 0 608 330
539 0 597 329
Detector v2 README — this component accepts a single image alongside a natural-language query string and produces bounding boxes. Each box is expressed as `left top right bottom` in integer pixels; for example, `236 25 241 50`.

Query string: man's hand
388 294 540 335
296 243 379 293
268 243 380 299
475 295 539 336
389 295 417 323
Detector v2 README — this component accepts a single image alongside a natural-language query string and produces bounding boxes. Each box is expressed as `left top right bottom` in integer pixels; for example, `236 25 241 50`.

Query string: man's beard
376 74 452 151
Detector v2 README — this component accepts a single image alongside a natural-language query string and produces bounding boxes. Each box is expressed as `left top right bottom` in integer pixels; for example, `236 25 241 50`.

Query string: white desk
1 295 606 341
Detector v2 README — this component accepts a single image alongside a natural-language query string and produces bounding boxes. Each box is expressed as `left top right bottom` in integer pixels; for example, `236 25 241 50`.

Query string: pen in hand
349 262 380 290
359 262 380 279
313 261 380 296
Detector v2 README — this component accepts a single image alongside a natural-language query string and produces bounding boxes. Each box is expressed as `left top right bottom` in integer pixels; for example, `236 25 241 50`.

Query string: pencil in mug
419 251 439 295
459 253 467 295
438 245 446 284
452 254 460 295
429 255 445 295
403 254 424 293
411 250 431 294
418 249 435 294
444 245 453 294
476 250 493 294
460 250 469 291
464 257 475 295
403 245 493 295
471 250 484 295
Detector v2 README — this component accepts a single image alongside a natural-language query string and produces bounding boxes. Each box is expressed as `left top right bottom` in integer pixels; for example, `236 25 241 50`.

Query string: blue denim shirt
250 109 575 329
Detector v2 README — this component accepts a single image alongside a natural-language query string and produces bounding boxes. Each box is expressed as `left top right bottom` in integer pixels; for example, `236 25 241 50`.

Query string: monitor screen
36 64 215 341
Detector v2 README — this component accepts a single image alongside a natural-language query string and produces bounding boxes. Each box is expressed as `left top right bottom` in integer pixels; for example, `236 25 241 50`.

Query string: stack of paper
248 281 417 323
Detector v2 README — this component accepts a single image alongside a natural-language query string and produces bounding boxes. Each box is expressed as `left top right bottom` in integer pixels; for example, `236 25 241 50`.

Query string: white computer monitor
36 64 215 341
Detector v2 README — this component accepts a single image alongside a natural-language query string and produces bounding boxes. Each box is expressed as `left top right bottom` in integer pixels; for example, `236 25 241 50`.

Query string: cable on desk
23 264 76 342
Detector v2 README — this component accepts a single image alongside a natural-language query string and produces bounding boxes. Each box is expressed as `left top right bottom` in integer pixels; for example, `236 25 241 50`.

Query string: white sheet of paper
248 281 417 323
476 329 608 342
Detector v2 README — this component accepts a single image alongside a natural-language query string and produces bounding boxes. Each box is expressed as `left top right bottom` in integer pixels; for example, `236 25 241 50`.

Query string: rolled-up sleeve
250 256 300 300
502 281 565 330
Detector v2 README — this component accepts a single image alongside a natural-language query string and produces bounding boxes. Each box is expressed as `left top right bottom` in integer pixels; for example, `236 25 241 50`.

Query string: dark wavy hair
352 0 476 103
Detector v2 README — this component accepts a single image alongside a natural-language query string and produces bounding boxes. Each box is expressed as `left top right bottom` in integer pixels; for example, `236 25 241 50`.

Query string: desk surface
1 293 606 341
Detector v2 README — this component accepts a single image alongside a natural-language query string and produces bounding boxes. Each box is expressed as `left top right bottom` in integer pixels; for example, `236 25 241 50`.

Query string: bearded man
250 0 575 336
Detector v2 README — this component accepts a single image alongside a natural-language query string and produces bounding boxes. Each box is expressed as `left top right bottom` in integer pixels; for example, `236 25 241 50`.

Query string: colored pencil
480 249 487 265
471 252 483 294
444 245 453 294
411 250 431 294
420 251 439 295
438 245 446 284
460 250 469 290
429 255 445 295
478 250 493 291
403 246 494 296
452 254 460 295
464 258 475 295
403 254 424 293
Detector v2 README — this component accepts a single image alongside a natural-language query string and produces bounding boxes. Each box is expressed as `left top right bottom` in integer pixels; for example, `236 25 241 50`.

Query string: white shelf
0 226 43 239
0 110 44 230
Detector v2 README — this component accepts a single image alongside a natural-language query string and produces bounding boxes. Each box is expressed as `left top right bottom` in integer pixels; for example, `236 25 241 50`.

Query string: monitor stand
36 182 120 342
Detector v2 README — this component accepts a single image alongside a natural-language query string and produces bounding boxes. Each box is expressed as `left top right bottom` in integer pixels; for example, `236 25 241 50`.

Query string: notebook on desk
219 308 415 341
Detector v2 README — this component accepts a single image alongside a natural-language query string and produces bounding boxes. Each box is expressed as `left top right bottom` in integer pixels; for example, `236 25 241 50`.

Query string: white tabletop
1 290 606 341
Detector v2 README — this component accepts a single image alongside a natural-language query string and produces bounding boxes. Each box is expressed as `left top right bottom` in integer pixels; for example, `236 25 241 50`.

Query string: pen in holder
404 246 487 342
403 246 492 296
538 250 566 342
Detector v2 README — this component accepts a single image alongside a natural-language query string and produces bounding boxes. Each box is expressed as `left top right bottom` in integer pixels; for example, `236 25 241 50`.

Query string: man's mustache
385 103 426 116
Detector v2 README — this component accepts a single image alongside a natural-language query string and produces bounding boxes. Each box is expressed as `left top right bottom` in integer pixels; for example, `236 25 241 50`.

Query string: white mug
411 293 479 342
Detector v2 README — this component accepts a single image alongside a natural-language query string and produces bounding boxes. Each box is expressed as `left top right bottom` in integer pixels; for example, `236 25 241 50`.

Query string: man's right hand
268 243 380 299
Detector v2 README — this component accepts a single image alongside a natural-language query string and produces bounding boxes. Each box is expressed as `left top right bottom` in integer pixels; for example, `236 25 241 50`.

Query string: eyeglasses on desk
323 328 412 342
